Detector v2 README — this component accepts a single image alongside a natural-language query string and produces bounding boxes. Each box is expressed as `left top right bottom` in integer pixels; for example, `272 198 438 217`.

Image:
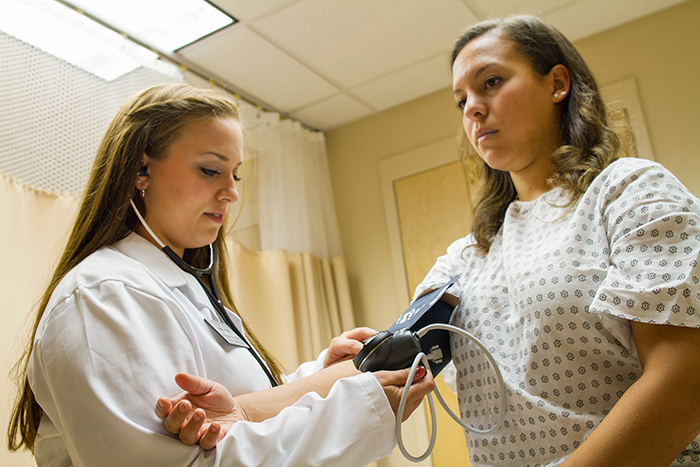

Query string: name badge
204 318 250 348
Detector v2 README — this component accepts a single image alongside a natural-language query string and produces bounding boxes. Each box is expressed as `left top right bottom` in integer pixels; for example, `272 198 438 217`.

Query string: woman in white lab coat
6 83 433 467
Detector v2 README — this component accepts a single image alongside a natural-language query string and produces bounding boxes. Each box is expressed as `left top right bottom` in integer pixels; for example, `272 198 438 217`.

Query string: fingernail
193 411 202 421
178 404 188 413
211 424 220 433
415 366 426 378
157 399 165 409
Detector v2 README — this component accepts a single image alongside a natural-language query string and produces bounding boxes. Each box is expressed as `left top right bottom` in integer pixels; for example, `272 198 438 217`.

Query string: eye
485 77 501 88
201 168 221 177
455 98 466 110
233 174 242 182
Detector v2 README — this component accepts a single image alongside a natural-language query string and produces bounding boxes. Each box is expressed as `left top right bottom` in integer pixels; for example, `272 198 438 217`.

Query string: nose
463 93 487 122
217 174 239 204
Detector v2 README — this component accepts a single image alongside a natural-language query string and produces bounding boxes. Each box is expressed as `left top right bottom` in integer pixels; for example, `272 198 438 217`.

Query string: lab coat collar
111 232 189 288
112 232 243 330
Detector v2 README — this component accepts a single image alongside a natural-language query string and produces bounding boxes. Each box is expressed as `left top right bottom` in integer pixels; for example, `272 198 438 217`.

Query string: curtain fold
227 239 355 373
0 172 79 467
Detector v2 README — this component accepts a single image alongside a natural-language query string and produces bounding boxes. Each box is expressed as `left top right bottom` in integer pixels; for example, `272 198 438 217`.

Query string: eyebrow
202 151 239 164
200 152 243 168
453 62 499 94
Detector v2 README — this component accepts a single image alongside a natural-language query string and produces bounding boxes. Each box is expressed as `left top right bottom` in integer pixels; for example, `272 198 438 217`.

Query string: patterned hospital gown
414 157 700 466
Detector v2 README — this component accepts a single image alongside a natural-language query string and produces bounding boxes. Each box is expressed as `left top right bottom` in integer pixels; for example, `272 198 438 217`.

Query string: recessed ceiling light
67 0 236 52
0 0 170 81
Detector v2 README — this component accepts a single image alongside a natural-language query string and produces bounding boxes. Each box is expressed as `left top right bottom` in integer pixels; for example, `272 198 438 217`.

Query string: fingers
165 405 223 448
374 366 416 387
155 396 174 419
198 423 222 450
326 340 363 362
342 327 379 342
163 400 192 435
375 366 434 421
400 369 435 421
325 327 378 367
408 367 434 396
177 408 207 445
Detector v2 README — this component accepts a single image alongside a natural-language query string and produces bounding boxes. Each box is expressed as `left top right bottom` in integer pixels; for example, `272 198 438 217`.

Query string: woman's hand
157 360 434 450
324 327 378 367
155 373 247 449
374 366 435 421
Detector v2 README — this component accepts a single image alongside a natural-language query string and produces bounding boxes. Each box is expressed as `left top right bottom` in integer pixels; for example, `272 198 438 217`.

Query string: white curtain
225 107 355 372
1 27 357 465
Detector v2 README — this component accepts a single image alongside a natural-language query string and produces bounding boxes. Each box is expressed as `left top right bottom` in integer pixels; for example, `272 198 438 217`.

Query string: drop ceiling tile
544 0 690 42
470 0 581 18
252 0 478 88
211 0 299 22
351 54 452 112
178 25 338 113
290 93 373 130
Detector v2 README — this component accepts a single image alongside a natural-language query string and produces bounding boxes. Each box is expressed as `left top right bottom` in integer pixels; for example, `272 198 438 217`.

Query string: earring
141 186 146 198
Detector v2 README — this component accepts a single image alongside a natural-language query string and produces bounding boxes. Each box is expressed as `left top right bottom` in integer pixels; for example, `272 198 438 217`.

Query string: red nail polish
415 366 426 378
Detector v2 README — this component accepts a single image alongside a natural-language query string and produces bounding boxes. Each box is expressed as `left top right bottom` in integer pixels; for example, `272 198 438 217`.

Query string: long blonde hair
452 16 633 254
7 83 283 452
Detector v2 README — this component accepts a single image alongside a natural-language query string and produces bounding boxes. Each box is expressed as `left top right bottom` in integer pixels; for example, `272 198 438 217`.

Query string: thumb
375 366 427 387
375 367 410 387
174 373 214 396
349 340 364 354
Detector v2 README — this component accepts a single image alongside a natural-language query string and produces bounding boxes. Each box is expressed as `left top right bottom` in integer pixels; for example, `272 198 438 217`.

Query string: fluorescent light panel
0 0 186 81
68 0 235 52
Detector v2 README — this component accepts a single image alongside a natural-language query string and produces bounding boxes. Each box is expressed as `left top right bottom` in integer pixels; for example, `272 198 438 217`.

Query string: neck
510 152 556 202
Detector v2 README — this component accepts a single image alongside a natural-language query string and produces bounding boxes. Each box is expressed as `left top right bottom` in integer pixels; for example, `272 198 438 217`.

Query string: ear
135 153 152 190
550 64 571 103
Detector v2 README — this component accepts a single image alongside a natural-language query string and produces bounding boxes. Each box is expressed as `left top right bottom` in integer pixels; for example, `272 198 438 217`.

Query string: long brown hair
452 16 631 254
7 83 283 452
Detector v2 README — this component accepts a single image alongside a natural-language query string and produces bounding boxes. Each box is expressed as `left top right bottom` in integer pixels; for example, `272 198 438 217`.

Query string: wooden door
393 160 473 467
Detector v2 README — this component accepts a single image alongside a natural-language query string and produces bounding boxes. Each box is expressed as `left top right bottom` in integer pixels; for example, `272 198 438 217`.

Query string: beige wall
326 0 700 330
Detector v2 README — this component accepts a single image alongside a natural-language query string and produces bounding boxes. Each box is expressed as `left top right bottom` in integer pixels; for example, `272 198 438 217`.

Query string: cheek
462 116 475 139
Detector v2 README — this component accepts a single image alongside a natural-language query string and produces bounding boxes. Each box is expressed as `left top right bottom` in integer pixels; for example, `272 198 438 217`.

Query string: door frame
378 136 460 310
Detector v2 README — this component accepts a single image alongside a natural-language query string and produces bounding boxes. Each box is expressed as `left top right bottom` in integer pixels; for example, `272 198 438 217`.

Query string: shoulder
585 158 699 212
439 234 478 268
595 157 692 196
49 243 157 309
412 234 475 300
449 233 476 254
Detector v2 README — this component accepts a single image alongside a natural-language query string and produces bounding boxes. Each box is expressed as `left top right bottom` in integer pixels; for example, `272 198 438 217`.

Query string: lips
204 212 225 225
476 129 498 144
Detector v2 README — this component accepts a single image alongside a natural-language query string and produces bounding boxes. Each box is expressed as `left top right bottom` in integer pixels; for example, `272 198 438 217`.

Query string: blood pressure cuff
354 275 459 376
389 275 459 375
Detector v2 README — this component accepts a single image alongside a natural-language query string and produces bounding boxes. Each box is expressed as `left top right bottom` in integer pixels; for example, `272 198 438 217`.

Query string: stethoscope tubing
130 200 279 387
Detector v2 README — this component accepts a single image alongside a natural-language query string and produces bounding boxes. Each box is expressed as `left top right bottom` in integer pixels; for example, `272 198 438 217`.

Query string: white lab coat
28 232 396 467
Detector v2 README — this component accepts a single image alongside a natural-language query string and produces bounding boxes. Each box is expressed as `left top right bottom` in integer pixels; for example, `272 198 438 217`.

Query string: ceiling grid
32 0 692 131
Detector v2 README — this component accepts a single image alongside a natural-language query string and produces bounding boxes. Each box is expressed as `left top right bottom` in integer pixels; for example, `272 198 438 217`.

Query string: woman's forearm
236 361 361 422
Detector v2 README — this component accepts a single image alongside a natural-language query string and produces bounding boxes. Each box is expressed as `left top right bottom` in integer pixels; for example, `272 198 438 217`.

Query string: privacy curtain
0 112 355 382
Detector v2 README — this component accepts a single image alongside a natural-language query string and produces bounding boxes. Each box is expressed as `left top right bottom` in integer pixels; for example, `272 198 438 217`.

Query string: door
394 160 473 467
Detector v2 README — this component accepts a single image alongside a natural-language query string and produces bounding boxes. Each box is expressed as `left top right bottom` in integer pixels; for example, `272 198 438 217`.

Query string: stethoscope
129 199 279 388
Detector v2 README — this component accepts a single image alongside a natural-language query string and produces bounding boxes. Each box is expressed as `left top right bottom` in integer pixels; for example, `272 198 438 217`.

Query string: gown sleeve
589 161 700 329
29 279 396 467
